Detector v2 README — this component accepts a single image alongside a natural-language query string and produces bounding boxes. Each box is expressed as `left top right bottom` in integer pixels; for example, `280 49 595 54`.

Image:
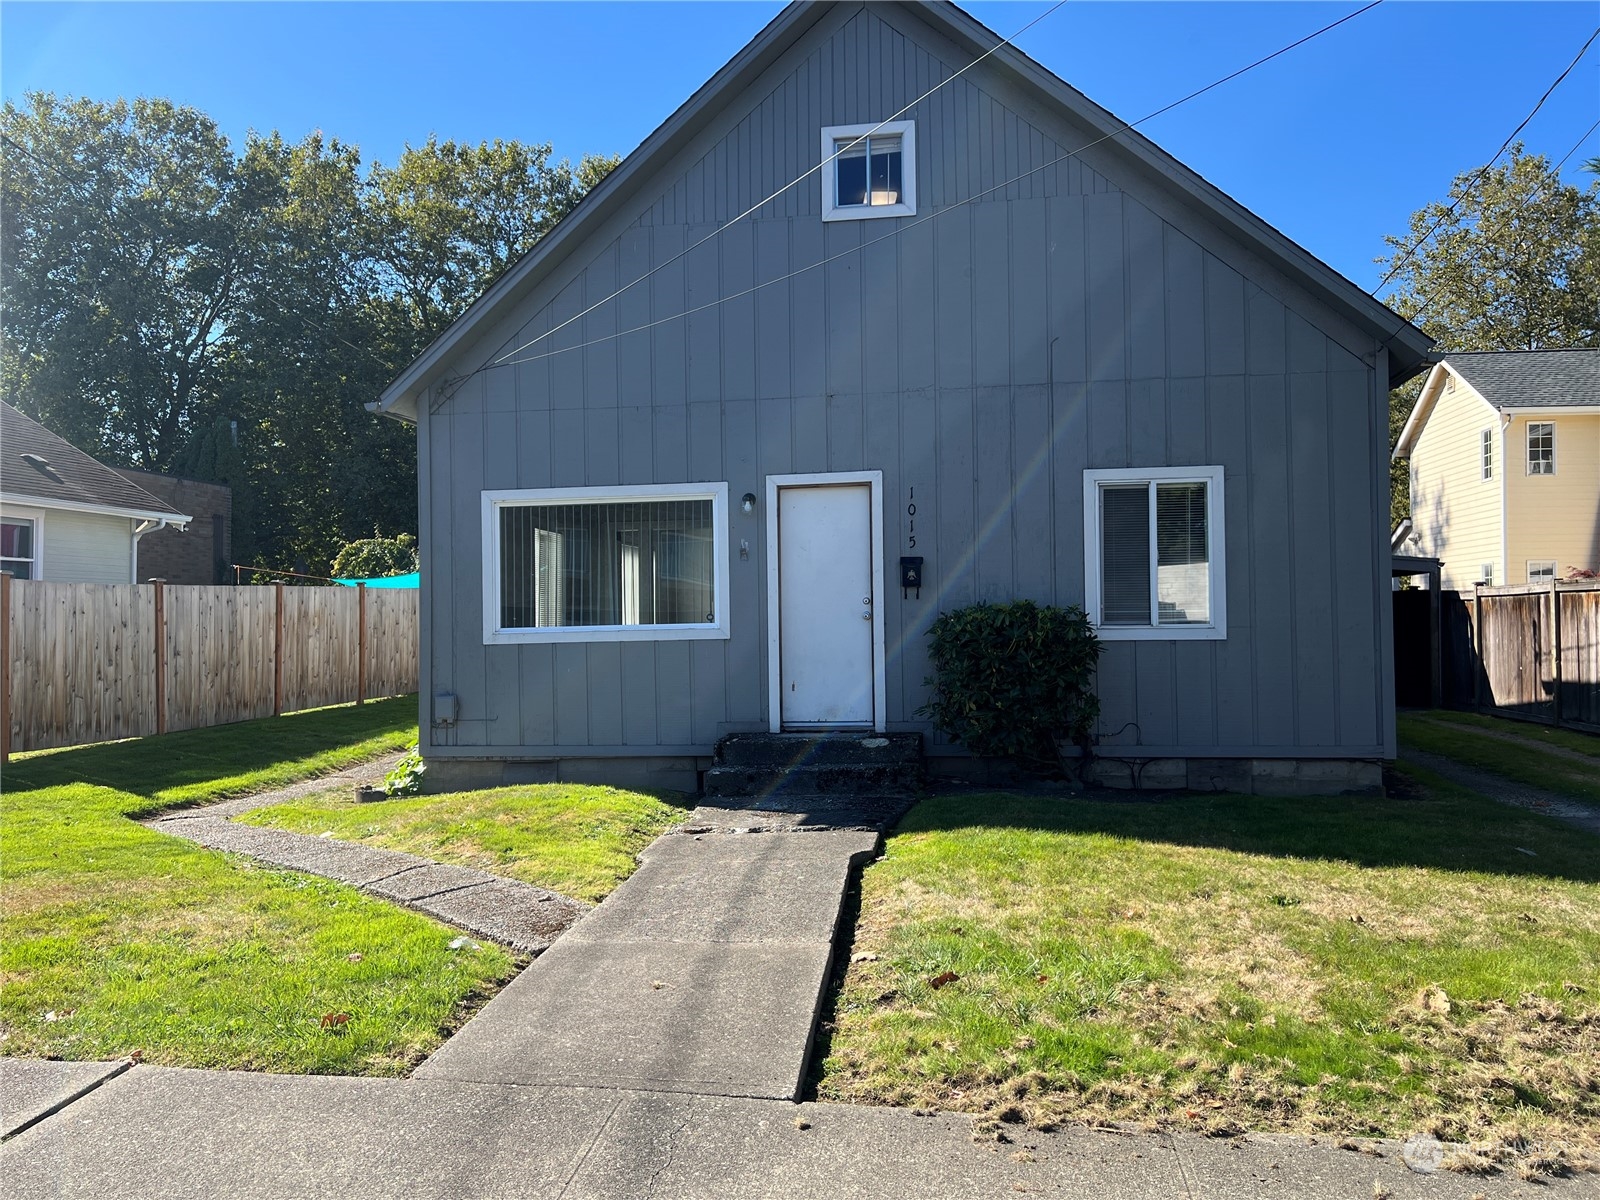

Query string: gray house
373 0 1432 795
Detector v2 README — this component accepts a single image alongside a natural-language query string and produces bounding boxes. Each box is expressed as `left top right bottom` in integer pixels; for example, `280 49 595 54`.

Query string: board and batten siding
418 2 1394 762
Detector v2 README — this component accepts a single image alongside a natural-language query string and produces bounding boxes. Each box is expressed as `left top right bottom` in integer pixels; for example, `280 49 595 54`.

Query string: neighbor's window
0 517 37 579
482 484 729 644
1528 561 1557 581
1480 562 1496 585
1083 466 1226 640
1527 422 1555 475
821 121 915 221
1480 428 1494 480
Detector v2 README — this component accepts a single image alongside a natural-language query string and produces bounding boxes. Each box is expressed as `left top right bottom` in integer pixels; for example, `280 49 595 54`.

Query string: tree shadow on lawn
4 696 418 806
894 765 1600 885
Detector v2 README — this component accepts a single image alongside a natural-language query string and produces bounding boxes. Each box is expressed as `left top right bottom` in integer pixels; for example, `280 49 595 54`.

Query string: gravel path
1401 748 1600 837
1406 712 1600 770
144 753 588 953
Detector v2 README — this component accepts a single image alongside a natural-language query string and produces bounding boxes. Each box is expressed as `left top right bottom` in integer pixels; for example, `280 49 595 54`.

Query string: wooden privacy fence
1469 580 1600 732
0 577 418 757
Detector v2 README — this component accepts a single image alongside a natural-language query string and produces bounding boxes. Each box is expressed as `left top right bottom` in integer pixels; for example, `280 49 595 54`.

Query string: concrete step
703 761 922 799
714 731 922 768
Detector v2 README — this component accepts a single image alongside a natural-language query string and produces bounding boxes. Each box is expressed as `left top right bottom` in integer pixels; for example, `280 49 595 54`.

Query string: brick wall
116 469 232 585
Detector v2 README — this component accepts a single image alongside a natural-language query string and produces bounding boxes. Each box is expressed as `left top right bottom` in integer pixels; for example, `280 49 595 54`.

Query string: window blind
1100 485 1151 625
499 499 714 631
1155 482 1209 624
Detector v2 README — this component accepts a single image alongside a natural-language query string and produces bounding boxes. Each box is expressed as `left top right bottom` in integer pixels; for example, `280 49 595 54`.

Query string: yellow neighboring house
1394 348 1599 590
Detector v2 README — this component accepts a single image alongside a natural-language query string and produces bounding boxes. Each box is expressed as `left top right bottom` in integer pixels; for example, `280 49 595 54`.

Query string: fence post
1472 585 1484 712
273 581 285 717
1 572 11 764
356 582 367 707
153 580 167 736
1551 581 1563 729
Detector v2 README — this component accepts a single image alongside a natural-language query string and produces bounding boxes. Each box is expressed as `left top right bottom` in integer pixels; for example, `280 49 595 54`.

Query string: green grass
1404 708 1600 760
814 770 1600 1152
1398 710 1600 806
239 783 691 904
1 699 521 1074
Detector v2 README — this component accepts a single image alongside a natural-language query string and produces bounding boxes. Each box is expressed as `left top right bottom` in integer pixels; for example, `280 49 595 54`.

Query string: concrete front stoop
703 731 923 799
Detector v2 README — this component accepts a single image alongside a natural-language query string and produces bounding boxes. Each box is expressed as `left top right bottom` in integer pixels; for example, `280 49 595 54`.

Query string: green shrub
919 601 1100 768
332 533 417 580
383 742 426 796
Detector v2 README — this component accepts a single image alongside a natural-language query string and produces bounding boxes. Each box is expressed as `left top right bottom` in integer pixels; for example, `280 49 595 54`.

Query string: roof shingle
1447 348 1599 409
1 402 188 519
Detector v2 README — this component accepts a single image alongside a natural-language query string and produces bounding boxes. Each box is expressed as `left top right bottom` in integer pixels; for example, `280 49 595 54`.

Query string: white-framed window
0 510 41 579
1527 421 1555 475
1082 466 1226 641
1528 561 1557 581
1480 428 1494 480
481 483 730 645
1480 562 1496 585
820 121 915 221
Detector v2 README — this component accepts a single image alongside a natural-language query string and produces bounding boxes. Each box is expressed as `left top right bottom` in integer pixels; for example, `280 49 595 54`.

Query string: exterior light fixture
741 492 757 514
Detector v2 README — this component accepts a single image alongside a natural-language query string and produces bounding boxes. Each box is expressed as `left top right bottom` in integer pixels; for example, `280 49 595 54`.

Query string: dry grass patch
813 775 1600 1166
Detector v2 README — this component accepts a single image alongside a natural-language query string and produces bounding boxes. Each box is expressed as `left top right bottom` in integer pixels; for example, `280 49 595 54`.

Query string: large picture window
482 484 729 644
1082 467 1226 640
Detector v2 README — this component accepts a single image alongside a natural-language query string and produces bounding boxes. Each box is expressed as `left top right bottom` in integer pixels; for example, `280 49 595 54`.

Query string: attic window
821 122 915 221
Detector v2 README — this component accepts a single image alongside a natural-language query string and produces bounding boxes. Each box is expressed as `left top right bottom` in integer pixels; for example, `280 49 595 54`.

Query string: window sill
822 203 915 222
1093 624 1226 642
485 624 730 646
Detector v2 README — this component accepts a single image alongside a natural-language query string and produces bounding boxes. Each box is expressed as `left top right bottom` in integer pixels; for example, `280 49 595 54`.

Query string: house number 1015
907 487 917 549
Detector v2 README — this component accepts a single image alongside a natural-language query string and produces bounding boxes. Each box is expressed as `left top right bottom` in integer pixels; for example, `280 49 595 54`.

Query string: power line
1555 116 1600 173
481 0 1386 375
481 0 1074 376
1383 112 1600 346
1375 24 1600 294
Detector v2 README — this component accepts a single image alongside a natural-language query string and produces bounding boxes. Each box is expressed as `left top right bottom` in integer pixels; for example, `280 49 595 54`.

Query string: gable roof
1393 348 1600 458
0 401 190 524
1447 349 1599 410
373 0 1433 423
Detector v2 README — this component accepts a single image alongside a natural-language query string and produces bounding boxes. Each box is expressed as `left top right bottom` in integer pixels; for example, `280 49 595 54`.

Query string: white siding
41 508 136 583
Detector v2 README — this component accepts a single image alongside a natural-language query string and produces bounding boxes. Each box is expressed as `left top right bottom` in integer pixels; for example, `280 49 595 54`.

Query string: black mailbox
899 556 924 598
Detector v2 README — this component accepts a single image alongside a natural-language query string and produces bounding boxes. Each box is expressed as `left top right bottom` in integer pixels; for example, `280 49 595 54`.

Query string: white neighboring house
1 401 190 584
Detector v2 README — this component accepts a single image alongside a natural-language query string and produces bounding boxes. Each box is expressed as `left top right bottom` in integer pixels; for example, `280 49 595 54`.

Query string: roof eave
1 491 192 526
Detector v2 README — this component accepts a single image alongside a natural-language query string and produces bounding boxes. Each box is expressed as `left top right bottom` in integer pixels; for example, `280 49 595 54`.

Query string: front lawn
814 772 1600 1156
240 783 691 904
1 700 515 1075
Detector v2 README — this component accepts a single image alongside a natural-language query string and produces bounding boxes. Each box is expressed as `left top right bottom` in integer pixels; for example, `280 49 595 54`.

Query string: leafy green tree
1 94 270 469
2 94 618 573
1381 146 1600 527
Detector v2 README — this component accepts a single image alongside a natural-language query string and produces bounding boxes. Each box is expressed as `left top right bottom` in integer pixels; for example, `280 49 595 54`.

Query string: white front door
776 483 875 727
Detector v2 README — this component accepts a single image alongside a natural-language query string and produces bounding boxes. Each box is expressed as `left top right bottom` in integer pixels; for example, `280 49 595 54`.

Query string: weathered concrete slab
564 834 872 947
683 794 914 832
4 1069 1577 1199
414 939 836 1097
365 862 498 902
411 881 588 954
152 817 435 886
0 1059 128 1140
1 1068 611 1200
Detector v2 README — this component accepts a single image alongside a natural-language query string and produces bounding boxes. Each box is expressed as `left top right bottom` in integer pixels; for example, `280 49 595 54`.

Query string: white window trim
820 121 916 222
481 482 730 645
0 505 44 580
1480 427 1494 481
1527 560 1557 581
1525 420 1556 476
1082 465 1227 641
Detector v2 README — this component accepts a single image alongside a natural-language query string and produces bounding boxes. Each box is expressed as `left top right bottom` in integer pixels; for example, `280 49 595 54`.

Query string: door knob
861 610 873 620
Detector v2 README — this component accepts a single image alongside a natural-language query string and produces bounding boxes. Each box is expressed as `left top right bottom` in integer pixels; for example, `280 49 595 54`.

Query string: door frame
765 470 887 733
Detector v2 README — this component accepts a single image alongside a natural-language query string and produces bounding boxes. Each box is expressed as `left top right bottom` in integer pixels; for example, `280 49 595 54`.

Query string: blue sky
3 1 1596 293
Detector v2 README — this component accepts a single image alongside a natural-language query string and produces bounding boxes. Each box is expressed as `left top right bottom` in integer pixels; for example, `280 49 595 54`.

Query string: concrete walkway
4 1061 1588 1198
148 777 589 953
